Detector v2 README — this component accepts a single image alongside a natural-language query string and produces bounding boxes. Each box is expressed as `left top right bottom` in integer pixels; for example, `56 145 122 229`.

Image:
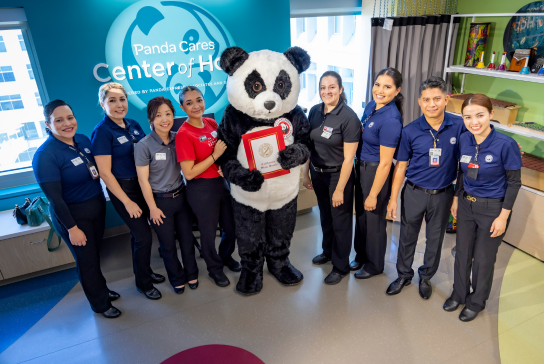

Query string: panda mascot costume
216 46 311 295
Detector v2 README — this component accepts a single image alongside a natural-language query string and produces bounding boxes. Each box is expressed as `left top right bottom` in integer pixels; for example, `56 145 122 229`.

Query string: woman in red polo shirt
176 86 240 288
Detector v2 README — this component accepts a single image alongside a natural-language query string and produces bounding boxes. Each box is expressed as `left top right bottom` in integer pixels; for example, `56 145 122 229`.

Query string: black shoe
324 271 347 285
224 258 242 272
349 260 362 271
174 286 185 294
459 307 479 322
419 279 432 300
354 267 376 279
151 272 166 284
188 281 199 290
443 298 460 312
108 290 120 301
137 287 162 300
312 253 330 265
386 278 411 295
209 272 230 287
101 306 121 319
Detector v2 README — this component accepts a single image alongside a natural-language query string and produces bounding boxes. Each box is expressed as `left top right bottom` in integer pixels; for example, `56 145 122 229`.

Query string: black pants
310 167 354 275
186 177 236 275
451 195 509 312
354 163 393 275
151 188 198 286
107 179 153 291
396 183 455 280
51 194 111 313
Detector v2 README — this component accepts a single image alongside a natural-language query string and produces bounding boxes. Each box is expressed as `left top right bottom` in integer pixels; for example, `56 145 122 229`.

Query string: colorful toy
486 51 496 70
497 52 508 71
464 22 491 67
520 55 530 74
476 51 486 69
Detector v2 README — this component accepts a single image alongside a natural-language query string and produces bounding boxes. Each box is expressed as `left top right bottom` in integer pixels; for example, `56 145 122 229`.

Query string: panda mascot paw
216 46 311 295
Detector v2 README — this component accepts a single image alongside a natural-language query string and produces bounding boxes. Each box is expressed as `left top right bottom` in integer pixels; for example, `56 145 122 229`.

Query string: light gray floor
0 208 513 364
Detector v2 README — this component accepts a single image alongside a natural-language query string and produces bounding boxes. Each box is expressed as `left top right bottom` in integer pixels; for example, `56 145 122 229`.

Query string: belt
357 160 380 168
117 177 138 182
463 191 504 203
153 185 185 198
407 180 449 195
312 164 342 173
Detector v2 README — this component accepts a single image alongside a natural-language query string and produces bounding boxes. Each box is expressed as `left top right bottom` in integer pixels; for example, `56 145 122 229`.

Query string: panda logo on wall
216 46 311 296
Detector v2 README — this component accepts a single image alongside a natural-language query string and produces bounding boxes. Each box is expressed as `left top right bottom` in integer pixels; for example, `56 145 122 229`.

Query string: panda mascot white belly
231 126 301 212
216 46 311 295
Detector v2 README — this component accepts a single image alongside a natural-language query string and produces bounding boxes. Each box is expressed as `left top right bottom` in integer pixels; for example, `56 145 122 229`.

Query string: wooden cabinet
0 230 74 279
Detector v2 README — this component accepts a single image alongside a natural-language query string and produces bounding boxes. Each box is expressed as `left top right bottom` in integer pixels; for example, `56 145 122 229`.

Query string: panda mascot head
220 46 311 120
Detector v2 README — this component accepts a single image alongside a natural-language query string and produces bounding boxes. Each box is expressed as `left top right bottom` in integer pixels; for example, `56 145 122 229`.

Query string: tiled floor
0 208 541 364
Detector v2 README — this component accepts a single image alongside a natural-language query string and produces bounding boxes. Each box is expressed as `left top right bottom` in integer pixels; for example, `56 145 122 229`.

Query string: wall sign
93 0 235 113
503 1 544 62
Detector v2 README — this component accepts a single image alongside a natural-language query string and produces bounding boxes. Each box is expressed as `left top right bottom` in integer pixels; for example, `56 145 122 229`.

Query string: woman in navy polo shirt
176 86 240 288
304 71 361 285
444 94 522 322
91 82 163 301
33 100 120 318
351 67 403 280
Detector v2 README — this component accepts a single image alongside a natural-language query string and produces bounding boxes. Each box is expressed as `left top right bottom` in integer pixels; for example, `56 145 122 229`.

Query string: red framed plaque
242 126 290 179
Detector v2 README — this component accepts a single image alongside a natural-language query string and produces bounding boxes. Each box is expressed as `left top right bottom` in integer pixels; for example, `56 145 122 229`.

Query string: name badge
71 157 84 166
321 131 332 139
87 164 100 179
323 126 334 133
199 135 207 142
211 131 217 138
117 136 129 144
467 160 480 180
156 153 166 160
460 155 472 163
429 148 442 156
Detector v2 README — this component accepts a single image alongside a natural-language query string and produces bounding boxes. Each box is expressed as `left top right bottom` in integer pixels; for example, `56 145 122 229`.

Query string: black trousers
107 179 153 291
310 167 354 275
152 188 198 286
51 194 111 313
451 195 509 312
186 177 236 275
354 163 393 275
396 183 455 280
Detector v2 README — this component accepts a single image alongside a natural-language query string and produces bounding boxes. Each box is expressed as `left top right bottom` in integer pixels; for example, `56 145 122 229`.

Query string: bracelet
211 154 216 162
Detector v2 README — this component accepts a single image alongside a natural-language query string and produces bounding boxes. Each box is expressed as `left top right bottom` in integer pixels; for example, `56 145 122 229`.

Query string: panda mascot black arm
216 46 311 191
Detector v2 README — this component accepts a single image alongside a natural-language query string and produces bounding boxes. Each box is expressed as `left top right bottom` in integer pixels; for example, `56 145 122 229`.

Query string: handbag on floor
26 197 62 252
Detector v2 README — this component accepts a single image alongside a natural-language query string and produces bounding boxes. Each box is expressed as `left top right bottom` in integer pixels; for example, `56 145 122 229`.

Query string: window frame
0 21 49 188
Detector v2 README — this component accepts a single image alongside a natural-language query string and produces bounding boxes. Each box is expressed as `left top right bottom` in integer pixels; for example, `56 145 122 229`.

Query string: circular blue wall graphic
104 0 235 113
503 1 544 61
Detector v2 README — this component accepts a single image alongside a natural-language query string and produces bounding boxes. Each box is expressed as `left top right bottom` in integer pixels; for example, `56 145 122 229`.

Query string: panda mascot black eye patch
273 70 292 100
244 70 267 99
215 46 311 296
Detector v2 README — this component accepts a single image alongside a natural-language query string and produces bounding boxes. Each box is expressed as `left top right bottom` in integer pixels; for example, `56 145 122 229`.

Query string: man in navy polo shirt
385 77 465 299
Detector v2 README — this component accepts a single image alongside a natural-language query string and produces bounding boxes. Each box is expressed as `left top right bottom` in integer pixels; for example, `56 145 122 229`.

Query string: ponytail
394 92 404 121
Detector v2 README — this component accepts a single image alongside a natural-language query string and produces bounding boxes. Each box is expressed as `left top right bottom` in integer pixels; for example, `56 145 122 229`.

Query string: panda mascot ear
220 47 249 76
284 46 311 74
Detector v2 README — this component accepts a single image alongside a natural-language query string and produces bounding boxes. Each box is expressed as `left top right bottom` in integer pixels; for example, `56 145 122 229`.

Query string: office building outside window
291 15 370 118
0 29 47 173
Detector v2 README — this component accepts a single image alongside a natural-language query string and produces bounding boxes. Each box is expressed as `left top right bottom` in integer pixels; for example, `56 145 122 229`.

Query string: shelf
446 65 544 84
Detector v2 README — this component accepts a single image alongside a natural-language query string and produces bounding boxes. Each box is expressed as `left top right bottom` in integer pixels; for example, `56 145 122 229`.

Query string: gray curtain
365 11 460 124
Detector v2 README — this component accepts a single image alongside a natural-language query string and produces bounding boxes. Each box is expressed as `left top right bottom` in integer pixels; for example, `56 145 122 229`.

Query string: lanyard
474 145 481 162
361 111 376 129
428 129 441 148
68 145 91 164
123 124 137 142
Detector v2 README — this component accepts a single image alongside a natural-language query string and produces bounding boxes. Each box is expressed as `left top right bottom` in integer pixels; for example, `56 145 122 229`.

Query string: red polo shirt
176 117 220 179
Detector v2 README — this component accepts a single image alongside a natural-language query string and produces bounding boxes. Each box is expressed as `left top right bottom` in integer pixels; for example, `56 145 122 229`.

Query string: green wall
453 0 544 157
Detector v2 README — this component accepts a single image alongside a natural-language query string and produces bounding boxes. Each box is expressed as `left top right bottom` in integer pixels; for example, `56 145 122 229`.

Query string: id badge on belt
467 160 479 180
429 148 441 167
87 163 100 179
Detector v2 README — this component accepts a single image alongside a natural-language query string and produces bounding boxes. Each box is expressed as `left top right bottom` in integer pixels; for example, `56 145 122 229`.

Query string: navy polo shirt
459 127 522 199
32 134 103 203
396 112 466 190
359 100 403 162
91 116 146 179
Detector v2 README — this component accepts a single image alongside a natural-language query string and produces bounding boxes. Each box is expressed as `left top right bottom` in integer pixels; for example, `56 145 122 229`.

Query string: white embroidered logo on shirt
84 148 91 153
450 137 456 144
368 122 374 128
211 131 218 138
133 130 140 135
485 155 493 163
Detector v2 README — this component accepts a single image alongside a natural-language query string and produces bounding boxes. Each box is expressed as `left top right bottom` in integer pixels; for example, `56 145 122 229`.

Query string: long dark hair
375 67 403 120
319 71 347 104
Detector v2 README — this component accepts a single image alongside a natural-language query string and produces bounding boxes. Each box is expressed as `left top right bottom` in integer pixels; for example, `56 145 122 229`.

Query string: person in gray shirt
135 96 198 294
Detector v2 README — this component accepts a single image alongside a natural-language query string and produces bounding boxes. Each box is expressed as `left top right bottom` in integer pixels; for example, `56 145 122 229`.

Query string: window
22 122 39 140
334 16 341 34
309 62 317 71
302 19 306 32
0 66 16 82
301 74 306 89
18 35 26 51
15 147 38 163
344 82 354 106
27 64 34 79
0 36 6 52
35 92 42 106
0 95 24 111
